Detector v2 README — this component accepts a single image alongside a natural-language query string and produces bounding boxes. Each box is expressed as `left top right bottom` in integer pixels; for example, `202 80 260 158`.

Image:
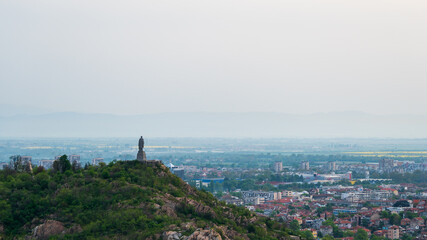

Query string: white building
274 161 283 172
69 155 80 163
0 162 9 169
301 161 310 170
39 159 54 169
242 191 282 204
92 158 104 165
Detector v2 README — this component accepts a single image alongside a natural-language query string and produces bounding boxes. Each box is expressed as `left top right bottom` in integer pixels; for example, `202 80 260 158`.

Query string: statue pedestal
137 150 146 161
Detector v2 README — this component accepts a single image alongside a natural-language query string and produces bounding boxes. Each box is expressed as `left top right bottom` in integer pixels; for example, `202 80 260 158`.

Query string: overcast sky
1 0 426 115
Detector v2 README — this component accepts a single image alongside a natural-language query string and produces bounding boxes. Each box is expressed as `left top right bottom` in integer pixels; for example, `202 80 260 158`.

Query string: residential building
379 158 395 172
21 156 32 162
69 155 80 163
274 161 283 172
166 163 185 179
301 161 310 170
327 161 337 171
242 191 281 204
39 159 54 169
386 225 399 239
92 158 104 165
0 162 8 169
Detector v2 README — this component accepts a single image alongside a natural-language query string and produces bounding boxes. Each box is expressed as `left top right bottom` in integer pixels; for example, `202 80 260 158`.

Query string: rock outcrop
186 229 222 240
32 220 64 240
66 224 83 235
30 220 83 239
163 231 182 240
163 229 222 240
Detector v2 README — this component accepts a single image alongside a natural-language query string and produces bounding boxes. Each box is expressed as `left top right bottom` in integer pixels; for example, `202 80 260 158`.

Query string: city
2 0 427 238
1 138 426 239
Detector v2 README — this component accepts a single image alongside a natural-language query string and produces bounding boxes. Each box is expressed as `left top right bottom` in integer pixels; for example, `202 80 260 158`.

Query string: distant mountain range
1 107 427 138
0 104 54 117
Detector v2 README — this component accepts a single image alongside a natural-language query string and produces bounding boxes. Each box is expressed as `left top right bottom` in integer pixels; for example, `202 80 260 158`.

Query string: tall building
274 161 283 172
301 161 310 170
166 162 185 179
0 162 9 170
379 158 394 172
39 159 54 169
69 155 80 162
173 169 184 179
327 161 337 171
387 225 399 239
21 156 32 162
92 158 104 165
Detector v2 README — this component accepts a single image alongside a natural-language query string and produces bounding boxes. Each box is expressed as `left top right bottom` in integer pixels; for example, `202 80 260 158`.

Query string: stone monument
137 136 147 161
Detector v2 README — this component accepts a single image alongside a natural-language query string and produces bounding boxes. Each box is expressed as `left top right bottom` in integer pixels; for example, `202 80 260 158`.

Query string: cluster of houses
222 183 427 239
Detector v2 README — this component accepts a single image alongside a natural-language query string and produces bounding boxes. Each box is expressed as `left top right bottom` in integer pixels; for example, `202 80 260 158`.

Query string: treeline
371 170 427 184
5 155 82 174
192 170 304 193
155 152 398 169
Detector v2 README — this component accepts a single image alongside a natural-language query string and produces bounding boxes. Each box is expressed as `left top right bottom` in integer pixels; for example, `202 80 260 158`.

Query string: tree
53 155 71 173
71 160 81 172
344 230 354 237
401 233 414 240
390 213 401 225
9 155 23 171
0 200 12 226
332 225 343 238
404 212 418 219
380 211 391 219
361 218 370 228
322 235 334 240
354 229 368 240
370 235 386 240
289 220 300 232
9 155 32 173
325 203 333 212
301 230 314 240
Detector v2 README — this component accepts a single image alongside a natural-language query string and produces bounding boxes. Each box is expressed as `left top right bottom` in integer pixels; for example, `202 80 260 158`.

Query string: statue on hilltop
138 136 144 151
137 136 147 161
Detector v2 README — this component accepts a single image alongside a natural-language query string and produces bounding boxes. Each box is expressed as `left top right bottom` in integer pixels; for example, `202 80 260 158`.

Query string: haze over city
1 0 427 118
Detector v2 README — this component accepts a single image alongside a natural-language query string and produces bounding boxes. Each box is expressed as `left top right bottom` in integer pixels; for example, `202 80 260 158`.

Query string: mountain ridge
2 111 427 138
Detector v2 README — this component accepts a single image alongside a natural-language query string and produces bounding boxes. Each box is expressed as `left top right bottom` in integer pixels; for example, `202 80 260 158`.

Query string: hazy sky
1 0 427 115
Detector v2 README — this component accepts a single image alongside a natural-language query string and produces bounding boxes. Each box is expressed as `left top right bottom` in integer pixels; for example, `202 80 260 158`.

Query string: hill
0 160 292 239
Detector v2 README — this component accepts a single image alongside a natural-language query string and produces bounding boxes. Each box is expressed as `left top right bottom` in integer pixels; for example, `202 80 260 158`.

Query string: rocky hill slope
0 160 293 239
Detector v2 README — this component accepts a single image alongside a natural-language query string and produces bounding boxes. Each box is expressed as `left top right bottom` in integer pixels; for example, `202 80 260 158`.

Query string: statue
137 136 147 161
138 136 144 151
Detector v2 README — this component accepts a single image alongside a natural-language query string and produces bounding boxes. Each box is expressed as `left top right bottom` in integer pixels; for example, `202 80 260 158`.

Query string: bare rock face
186 229 222 240
32 220 65 240
185 199 216 219
216 225 248 240
161 204 178 218
180 222 197 231
163 231 182 240
65 224 83 235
